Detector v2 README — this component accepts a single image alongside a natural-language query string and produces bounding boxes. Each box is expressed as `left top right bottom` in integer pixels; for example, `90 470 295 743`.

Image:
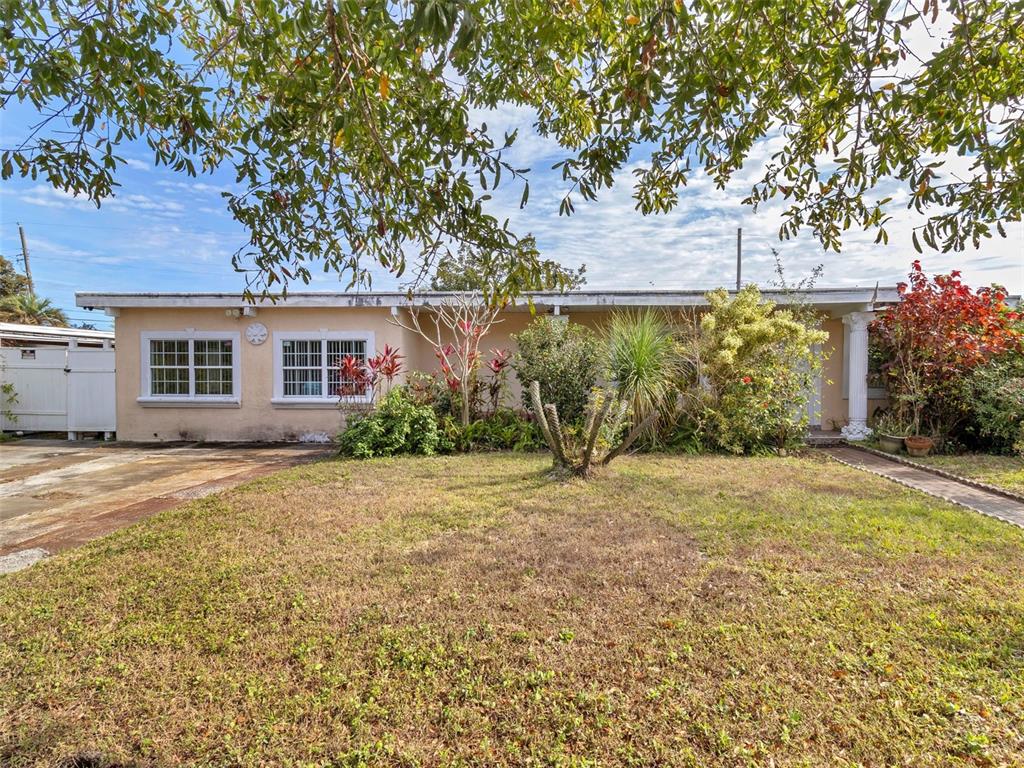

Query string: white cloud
156 179 231 195
484 136 1024 294
467 102 565 167
9 184 187 218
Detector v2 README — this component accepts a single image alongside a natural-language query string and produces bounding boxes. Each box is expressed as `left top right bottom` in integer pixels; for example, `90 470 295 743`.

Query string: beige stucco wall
114 305 866 442
115 307 417 442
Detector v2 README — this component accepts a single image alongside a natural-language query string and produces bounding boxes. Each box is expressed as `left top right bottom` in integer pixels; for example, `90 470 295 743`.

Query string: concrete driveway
0 439 331 573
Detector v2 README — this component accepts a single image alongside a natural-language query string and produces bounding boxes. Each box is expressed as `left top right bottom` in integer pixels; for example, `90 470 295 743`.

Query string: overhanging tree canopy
3 0 1021 299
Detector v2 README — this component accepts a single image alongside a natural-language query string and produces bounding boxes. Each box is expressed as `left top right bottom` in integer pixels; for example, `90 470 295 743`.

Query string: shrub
871 261 1021 436
405 370 458 417
441 409 542 453
606 309 681 444
674 286 828 454
512 317 602 425
963 353 1024 455
337 387 441 458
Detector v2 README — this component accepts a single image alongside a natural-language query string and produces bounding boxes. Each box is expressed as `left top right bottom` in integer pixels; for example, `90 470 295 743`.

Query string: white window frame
272 330 375 407
139 330 241 406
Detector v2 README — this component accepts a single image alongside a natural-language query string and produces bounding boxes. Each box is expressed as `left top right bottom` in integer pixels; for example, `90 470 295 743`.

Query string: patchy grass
2 453 1023 767
916 453 1024 495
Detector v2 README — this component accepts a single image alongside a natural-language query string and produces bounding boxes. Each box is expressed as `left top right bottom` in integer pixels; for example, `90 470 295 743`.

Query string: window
282 339 323 396
327 339 368 395
194 339 234 396
140 332 240 403
273 332 373 404
150 339 189 395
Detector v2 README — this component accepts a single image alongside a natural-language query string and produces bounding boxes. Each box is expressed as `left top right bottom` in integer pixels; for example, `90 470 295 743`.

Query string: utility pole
735 226 742 291
18 223 34 294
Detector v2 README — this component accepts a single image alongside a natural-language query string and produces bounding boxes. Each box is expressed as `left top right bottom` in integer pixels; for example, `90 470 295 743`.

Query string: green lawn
914 454 1024 495
2 453 1023 767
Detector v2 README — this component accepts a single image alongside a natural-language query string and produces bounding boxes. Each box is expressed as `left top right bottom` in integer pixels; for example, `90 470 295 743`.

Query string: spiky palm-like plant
0 293 68 326
606 308 681 444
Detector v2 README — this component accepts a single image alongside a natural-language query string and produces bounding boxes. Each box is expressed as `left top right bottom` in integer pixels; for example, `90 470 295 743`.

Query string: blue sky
2 100 1021 332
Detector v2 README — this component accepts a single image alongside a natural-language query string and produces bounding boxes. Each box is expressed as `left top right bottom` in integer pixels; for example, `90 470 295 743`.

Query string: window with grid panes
279 337 369 399
146 336 236 399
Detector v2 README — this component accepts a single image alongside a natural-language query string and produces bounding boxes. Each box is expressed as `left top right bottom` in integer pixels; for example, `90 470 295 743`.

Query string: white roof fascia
77 287 902 311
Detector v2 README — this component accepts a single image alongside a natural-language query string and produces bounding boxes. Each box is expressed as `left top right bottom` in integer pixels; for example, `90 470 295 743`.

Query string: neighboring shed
0 322 114 349
0 322 116 439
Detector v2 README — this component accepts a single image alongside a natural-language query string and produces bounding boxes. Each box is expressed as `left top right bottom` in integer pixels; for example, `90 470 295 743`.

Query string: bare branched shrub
390 295 502 426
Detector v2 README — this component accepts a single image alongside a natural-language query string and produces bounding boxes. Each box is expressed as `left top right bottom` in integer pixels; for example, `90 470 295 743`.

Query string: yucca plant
529 380 657 478
606 308 681 444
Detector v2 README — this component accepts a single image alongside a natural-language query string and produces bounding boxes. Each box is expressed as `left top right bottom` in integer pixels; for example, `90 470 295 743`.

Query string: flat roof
0 321 114 342
77 287 901 311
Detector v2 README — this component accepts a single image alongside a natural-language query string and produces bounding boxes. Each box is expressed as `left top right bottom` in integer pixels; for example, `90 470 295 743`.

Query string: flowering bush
484 348 511 415
391 296 502 426
335 344 403 406
673 286 828 454
399 371 541 454
871 262 1021 436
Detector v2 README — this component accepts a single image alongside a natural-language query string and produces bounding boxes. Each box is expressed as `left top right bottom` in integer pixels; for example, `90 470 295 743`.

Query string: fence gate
1 346 116 438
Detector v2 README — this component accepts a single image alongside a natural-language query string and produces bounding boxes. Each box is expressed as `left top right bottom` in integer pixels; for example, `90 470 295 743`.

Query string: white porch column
841 311 874 441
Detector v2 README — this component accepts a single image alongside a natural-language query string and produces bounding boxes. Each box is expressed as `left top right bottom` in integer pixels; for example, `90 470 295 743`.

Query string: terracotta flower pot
904 435 934 458
878 434 905 454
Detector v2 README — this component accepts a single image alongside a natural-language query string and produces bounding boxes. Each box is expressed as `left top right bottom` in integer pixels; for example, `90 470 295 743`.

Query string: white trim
0 321 114 342
272 330 376 403
270 399 345 409
137 398 241 409
139 330 241 404
77 287 907 311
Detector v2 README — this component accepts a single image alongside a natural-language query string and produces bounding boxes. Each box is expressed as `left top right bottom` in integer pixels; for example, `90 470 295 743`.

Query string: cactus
528 380 658 478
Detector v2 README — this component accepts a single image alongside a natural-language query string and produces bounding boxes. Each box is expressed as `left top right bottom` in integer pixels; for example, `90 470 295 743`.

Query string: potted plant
873 411 907 454
904 434 934 457
902 391 935 458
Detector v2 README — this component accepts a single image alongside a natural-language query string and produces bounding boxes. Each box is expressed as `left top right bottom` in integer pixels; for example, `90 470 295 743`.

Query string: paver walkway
824 445 1024 529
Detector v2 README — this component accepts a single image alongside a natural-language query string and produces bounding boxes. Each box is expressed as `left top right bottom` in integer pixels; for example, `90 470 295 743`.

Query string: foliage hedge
337 388 441 458
511 317 602 426
963 354 1024 455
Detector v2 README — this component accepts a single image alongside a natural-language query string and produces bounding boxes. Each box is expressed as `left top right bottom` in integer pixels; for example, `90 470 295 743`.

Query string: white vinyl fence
0 345 116 438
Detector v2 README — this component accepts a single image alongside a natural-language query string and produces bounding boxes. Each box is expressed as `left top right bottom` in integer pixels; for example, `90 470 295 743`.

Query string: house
74 288 899 443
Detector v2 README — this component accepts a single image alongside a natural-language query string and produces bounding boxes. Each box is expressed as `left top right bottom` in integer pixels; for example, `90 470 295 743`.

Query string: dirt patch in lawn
401 505 705 632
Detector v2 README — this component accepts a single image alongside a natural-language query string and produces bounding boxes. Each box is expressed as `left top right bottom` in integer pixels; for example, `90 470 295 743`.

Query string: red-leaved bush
871 261 1021 435
335 345 404 402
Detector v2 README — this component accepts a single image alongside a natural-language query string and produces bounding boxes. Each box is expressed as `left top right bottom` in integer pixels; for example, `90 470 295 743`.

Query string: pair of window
140 331 369 404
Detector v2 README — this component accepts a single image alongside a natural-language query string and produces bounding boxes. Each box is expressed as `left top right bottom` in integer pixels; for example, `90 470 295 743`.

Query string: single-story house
75 288 899 443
